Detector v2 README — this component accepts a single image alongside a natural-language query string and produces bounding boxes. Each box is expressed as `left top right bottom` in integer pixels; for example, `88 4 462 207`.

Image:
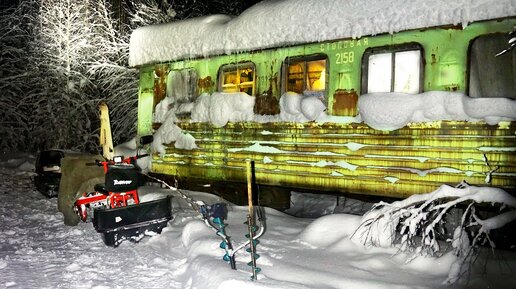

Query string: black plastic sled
93 195 173 247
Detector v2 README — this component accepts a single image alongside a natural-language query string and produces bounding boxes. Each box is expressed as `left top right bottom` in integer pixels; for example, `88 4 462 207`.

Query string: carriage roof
129 0 515 67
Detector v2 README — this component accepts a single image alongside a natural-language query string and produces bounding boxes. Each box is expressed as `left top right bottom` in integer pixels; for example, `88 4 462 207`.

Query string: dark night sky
0 0 263 14
0 0 18 9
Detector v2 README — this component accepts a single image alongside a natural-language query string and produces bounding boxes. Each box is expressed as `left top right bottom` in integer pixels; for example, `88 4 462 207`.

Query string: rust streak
198 76 214 94
332 89 358 116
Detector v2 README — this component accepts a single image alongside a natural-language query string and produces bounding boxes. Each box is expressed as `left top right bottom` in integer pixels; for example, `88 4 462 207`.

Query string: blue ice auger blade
210 210 236 270
247 261 262 272
212 217 224 226
245 216 261 280
245 250 260 259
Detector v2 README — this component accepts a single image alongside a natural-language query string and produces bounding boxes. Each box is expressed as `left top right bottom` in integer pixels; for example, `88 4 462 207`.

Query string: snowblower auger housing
93 195 172 247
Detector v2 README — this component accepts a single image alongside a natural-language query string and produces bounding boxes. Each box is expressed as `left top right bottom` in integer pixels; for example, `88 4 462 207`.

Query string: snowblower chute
73 102 172 246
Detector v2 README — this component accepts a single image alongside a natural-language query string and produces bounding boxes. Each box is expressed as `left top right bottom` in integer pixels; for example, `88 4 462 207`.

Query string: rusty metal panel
151 121 516 199
332 89 358 116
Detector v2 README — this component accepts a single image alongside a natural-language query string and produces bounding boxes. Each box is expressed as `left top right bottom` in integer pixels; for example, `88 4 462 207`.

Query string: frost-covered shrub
353 182 516 284
0 1 36 152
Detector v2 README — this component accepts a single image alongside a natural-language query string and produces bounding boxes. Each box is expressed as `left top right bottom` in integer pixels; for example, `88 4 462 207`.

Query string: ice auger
145 161 266 278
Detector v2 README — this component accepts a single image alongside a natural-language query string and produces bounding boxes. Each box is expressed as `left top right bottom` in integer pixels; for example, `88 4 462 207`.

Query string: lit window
284 55 327 94
363 45 422 94
218 62 255 95
469 33 515 99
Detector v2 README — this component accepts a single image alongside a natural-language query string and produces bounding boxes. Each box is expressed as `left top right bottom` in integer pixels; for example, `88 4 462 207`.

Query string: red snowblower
73 103 172 246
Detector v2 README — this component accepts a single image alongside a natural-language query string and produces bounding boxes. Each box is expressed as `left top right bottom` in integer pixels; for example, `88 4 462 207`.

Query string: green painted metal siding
151 121 516 198
137 18 515 119
137 18 516 198
137 66 155 136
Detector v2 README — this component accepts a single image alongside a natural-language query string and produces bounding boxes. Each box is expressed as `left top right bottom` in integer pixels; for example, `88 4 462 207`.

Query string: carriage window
469 34 515 99
363 45 422 94
167 68 198 103
218 62 255 95
284 55 327 94
162 68 199 120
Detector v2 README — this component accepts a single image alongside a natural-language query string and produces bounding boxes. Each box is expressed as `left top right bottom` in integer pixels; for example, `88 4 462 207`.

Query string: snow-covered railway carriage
130 0 516 207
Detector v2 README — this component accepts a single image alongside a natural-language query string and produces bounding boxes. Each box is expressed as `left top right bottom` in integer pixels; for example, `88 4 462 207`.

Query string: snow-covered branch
353 182 516 284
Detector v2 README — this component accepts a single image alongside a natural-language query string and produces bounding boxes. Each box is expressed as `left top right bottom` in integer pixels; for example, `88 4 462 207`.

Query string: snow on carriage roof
129 0 516 67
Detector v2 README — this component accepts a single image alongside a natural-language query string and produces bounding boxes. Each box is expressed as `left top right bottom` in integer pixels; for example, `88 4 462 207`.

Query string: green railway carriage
132 9 516 207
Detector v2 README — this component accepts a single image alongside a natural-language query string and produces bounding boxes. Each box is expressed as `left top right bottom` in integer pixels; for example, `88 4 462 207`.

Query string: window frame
361 43 424 94
281 53 329 95
166 67 199 102
217 62 256 95
467 32 515 99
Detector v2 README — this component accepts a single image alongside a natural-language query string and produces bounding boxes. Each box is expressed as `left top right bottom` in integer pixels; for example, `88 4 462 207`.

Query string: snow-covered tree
207 0 260 16
167 0 207 20
128 0 176 27
353 182 516 284
93 0 181 146
0 1 132 152
25 0 105 151
0 0 260 153
0 1 37 152
85 0 139 147
0 0 167 152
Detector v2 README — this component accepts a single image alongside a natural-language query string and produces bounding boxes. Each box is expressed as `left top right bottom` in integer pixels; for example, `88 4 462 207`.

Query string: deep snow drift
151 90 516 153
1 154 515 289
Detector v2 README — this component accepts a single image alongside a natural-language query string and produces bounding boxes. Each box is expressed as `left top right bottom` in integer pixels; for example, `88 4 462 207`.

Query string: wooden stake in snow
246 160 260 280
99 102 114 160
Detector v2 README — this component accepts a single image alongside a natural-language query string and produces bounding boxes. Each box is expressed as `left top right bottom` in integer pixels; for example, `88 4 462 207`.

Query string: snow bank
114 138 151 173
151 90 515 155
129 0 516 66
2 158 515 289
0 153 35 171
152 116 198 157
152 91 341 154
279 92 327 122
297 214 362 247
358 92 516 130
153 95 174 123
160 91 340 127
155 90 515 150
191 92 255 127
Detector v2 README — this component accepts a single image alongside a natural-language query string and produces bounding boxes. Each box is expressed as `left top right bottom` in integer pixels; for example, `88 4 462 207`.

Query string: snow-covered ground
1 154 515 289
